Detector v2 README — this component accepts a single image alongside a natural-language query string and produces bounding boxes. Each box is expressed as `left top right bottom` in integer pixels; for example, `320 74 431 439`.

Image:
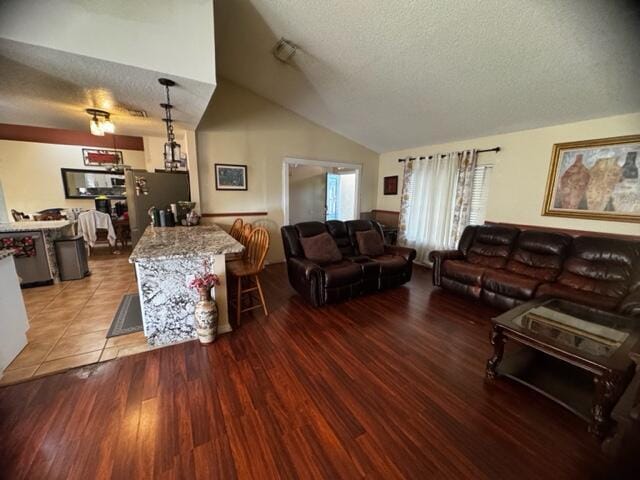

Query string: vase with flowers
189 259 220 344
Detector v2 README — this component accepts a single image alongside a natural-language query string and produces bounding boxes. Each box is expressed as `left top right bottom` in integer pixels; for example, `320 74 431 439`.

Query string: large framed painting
542 134 640 223
215 163 247 191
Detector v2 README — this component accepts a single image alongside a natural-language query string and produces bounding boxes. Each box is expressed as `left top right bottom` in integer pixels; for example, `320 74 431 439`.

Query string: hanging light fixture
158 78 186 171
86 108 115 136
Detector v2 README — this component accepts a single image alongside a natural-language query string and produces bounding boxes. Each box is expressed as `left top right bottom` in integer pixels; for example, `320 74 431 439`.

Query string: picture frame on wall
542 134 640 223
215 163 248 191
82 148 124 167
384 175 398 195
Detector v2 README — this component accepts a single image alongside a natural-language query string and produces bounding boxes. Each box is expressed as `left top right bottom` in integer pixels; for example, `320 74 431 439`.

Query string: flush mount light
86 108 114 136
272 38 297 63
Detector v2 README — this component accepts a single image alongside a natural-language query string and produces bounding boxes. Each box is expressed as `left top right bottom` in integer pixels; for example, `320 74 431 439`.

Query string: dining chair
229 218 243 242
227 227 270 325
239 223 253 247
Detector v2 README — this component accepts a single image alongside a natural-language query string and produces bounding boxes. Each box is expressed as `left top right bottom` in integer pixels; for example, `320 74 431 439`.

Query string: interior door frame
282 157 362 226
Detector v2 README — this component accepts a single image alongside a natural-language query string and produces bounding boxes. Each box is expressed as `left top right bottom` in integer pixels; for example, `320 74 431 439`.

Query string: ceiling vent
272 38 297 64
127 108 148 118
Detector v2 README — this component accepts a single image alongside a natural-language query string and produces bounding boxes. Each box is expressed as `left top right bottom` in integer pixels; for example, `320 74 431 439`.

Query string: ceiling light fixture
272 38 297 63
86 108 115 136
158 78 186 171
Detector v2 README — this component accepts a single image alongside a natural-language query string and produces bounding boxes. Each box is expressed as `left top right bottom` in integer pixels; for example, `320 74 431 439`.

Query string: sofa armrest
287 257 323 307
619 289 640 318
428 250 464 286
384 245 416 262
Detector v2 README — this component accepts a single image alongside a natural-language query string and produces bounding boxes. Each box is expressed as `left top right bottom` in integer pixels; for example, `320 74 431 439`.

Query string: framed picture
215 163 247 191
542 134 640 223
384 175 398 195
82 148 123 167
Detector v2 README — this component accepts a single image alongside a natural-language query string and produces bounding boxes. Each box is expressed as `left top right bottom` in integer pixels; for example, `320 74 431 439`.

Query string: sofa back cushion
466 225 519 269
556 236 640 299
356 230 385 256
281 221 328 259
299 232 343 265
506 230 572 281
345 220 385 255
326 220 356 256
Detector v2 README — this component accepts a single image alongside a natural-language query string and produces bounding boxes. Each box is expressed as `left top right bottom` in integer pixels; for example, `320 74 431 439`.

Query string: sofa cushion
371 254 406 275
326 220 356 256
556 236 640 300
466 225 519 269
536 282 620 311
442 260 486 286
356 230 385 256
505 230 571 282
322 260 363 288
300 232 342 265
483 269 542 300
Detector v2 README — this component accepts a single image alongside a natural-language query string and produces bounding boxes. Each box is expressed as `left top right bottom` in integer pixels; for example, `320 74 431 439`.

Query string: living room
0 0 639 478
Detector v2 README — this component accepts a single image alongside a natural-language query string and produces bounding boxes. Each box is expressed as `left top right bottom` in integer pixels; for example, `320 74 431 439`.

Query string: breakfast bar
129 224 244 346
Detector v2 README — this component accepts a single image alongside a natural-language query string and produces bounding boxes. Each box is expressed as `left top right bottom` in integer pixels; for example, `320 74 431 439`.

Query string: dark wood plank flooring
0 264 615 479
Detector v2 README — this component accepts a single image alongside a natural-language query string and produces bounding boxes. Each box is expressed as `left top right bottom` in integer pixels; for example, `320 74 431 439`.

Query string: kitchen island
129 224 244 346
0 219 75 283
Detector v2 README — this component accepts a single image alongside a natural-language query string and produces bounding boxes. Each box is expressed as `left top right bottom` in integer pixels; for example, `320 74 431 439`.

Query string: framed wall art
215 163 248 191
542 134 640 223
384 175 398 195
82 148 123 167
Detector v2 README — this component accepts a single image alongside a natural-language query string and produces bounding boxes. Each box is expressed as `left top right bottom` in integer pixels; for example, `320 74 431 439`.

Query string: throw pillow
300 232 343 265
356 230 384 256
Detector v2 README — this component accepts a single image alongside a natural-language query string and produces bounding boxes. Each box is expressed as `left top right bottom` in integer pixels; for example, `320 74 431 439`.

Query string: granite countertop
129 225 244 262
0 220 74 232
0 250 14 261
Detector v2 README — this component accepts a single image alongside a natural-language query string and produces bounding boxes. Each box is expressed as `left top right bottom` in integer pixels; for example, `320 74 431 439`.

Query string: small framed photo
83 148 123 167
215 163 247 191
384 175 398 195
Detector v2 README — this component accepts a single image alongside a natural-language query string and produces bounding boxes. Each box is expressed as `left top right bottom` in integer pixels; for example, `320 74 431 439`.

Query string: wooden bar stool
239 223 253 247
227 227 270 325
229 218 243 241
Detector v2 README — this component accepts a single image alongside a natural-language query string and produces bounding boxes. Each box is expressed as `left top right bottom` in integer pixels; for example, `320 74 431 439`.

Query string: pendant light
158 78 186 171
86 108 115 136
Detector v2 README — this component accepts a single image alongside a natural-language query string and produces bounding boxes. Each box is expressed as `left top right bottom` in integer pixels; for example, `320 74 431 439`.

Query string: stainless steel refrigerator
125 170 191 247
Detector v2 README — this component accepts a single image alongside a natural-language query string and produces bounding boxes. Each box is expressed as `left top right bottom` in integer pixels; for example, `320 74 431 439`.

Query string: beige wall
0 139 145 216
196 80 379 263
377 112 640 236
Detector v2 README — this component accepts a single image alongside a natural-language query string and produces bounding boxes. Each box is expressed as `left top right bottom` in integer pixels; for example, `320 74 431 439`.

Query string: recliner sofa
430 225 640 317
281 220 416 306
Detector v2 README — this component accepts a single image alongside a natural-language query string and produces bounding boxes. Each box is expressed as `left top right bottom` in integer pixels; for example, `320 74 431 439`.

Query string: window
468 165 493 225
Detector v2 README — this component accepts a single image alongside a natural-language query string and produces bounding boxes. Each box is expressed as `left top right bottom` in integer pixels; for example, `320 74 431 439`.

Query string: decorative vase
194 286 218 344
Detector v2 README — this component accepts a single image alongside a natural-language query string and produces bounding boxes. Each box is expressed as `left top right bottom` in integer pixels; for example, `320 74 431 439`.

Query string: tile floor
0 247 158 386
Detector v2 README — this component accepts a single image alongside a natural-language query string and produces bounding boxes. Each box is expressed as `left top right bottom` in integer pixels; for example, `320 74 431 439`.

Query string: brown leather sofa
430 225 640 317
281 220 416 306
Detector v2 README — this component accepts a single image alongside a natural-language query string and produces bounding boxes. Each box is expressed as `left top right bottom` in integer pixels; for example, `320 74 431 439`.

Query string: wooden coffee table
486 297 640 439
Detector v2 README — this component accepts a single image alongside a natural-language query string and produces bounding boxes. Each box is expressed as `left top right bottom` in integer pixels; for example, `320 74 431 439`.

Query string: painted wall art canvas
542 135 640 223
215 164 247 191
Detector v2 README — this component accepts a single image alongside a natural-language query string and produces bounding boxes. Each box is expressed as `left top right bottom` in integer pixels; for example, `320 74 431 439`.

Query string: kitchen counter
129 225 244 346
129 225 243 262
0 220 75 283
0 219 74 232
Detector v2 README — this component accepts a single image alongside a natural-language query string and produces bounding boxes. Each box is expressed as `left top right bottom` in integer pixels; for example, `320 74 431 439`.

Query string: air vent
127 108 148 118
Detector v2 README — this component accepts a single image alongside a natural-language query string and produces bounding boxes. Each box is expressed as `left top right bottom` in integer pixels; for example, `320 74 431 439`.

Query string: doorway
283 158 361 225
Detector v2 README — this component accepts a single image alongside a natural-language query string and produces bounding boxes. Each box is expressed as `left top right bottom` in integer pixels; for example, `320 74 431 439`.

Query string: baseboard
218 323 233 334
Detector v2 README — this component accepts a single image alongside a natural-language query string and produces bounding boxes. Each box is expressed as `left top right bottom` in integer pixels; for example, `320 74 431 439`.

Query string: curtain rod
397 146 500 163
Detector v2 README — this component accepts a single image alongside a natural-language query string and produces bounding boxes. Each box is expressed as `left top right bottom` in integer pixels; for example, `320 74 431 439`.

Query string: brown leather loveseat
430 225 640 318
281 220 416 306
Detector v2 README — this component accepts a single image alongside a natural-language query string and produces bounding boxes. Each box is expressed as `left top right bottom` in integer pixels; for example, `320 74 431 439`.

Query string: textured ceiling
215 0 640 153
0 39 215 137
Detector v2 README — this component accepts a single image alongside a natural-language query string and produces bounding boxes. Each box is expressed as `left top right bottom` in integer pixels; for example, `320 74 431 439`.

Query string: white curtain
400 153 459 264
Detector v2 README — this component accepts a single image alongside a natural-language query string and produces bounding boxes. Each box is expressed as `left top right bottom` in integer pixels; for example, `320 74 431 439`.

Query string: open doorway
283 158 361 225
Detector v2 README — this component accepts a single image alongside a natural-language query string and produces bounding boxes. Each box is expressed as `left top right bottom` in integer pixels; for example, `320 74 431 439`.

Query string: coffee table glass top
494 298 639 368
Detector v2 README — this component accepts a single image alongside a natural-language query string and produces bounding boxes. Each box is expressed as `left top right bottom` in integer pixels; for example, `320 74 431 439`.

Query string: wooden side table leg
591 373 620 439
486 325 505 380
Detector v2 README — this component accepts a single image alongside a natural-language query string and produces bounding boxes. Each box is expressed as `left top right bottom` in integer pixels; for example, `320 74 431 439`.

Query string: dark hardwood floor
0 264 618 479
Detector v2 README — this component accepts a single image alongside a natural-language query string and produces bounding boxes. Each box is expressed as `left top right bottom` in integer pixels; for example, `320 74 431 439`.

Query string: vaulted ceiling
214 0 640 153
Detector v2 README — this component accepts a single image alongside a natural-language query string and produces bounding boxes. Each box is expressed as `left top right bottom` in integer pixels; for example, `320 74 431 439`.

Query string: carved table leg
591 372 621 440
486 325 505 380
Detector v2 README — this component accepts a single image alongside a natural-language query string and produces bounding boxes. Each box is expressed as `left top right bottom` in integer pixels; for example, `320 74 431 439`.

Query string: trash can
55 236 90 281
